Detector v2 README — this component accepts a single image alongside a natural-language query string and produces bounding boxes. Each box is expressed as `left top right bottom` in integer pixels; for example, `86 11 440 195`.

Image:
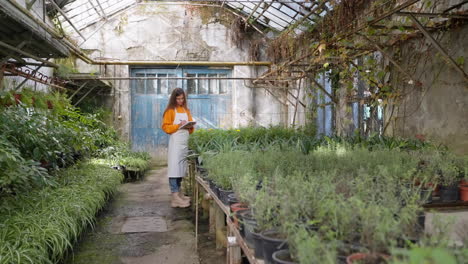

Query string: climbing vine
258 0 466 135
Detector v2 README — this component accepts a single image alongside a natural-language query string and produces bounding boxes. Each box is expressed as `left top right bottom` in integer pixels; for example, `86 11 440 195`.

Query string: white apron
167 110 189 178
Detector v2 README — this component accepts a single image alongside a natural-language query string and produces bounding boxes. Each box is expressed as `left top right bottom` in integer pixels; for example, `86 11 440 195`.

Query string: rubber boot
179 191 191 202
171 192 190 208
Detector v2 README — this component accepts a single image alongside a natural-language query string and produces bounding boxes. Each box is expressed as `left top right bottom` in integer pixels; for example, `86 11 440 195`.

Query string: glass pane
198 74 208 94
209 74 218 94
187 74 196 94
158 74 168 94
135 73 145 94
146 74 156 94
219 74 228 94
168 74 177 95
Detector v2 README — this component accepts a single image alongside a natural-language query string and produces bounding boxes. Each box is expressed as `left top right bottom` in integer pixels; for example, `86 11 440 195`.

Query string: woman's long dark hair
164 88 187 115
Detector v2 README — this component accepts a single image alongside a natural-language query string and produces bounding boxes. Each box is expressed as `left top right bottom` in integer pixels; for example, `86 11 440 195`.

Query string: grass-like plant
200 139 466 263
0 162 123 263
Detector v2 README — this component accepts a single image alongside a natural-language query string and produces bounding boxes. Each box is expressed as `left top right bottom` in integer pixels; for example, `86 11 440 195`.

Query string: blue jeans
169 177 183 193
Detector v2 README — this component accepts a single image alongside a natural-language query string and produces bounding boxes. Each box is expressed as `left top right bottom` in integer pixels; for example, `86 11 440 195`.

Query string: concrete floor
64 167 200 264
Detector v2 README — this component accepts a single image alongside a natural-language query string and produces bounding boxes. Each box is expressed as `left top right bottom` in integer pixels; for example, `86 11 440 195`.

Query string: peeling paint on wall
72 3 285 146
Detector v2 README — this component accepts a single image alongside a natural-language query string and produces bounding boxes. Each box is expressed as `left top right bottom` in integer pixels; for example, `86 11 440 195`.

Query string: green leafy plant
0 162 123 263
0 136 51 195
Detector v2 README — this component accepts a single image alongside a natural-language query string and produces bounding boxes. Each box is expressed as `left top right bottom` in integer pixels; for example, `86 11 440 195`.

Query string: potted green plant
436 157 461 203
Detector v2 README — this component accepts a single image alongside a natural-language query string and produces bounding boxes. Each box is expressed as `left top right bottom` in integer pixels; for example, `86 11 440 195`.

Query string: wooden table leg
215 205 226 249
209 199 215 234
227 221 242 264
195 181 199 250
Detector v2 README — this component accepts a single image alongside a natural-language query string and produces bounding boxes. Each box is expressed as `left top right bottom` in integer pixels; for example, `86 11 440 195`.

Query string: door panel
130 67 232 155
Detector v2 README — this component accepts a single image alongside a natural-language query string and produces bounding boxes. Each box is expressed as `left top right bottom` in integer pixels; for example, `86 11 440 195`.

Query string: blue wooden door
130 67 231 155
183 68 231 129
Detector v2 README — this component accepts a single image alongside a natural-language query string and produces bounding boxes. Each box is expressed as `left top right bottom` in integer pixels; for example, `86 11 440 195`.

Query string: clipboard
179 121 196 129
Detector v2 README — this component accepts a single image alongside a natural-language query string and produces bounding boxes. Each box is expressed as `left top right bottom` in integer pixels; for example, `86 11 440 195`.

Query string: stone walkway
65 167 199 264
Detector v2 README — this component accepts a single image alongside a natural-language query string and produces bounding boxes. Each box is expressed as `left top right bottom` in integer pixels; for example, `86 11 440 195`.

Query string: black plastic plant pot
239 210 257 249
439 184 459 203
209 180 217 195
228 193 239 206
252 229 264 259
272 249 298 264
208 179 215 188
260 229 289 264
420 188 433 204
417 212 425 231
198 167 207 175
200 171 209 180
235 210 245 237
219 189 235 205
214 186 221 198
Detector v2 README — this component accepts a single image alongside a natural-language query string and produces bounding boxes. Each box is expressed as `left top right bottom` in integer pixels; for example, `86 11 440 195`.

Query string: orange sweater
162 106 195 134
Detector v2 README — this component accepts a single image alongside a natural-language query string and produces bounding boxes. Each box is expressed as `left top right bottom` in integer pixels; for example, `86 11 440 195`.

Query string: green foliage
54 57 79 77
95 141 151 171
119 156 150 171
390 246 466 264
189 126 317 156
0 88 71 114
0 91 146 196
0 136 51 195
0 162 122 263
198 128 466 262
0 107 93 171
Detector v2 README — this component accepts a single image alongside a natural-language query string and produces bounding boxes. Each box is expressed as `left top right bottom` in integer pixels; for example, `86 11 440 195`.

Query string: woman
162 88 195 208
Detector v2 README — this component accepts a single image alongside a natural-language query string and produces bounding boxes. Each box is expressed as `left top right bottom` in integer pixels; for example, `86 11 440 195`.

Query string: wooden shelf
226 216 264 264
423 200 468 211
195 175 264 264
196 175 230 215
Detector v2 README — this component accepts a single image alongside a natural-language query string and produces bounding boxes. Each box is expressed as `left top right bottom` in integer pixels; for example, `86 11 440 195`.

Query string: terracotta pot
14 94 22 104
230 203 249 227
346 253 390 264
47 100 53 109
459 184 468 202
460 179 468 185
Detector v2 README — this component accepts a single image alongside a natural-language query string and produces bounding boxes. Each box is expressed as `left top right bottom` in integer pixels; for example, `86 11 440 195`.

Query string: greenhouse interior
0 0 467 263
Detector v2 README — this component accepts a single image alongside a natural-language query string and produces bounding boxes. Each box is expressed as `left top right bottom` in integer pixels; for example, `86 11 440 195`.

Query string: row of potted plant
93 143 152 180
189 128 443 158
193 130 467 264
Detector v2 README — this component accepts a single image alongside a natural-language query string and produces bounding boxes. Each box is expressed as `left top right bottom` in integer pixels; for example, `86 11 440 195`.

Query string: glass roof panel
55 0 329 35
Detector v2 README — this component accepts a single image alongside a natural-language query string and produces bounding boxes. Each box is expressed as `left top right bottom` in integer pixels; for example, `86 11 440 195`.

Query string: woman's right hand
178 120 187 127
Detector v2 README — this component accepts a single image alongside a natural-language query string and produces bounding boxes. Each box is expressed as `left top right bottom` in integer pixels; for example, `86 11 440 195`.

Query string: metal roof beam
246 0 264 22
49 0 86 40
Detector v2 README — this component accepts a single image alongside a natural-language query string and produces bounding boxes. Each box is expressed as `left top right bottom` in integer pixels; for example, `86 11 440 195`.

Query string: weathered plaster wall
385 25 468 154
74 3 282 141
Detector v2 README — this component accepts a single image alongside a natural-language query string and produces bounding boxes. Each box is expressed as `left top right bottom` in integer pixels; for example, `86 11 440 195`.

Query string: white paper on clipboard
179 121 196 129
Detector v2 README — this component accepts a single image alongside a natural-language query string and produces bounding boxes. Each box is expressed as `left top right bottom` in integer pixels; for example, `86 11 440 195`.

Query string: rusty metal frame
74 84 97 106
14 59 50 91
0 41 59 68
359 34 417 84
49 0 86 40
407 13 468 84
0 41 28 65
69 81 90 100
250 0 465 86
